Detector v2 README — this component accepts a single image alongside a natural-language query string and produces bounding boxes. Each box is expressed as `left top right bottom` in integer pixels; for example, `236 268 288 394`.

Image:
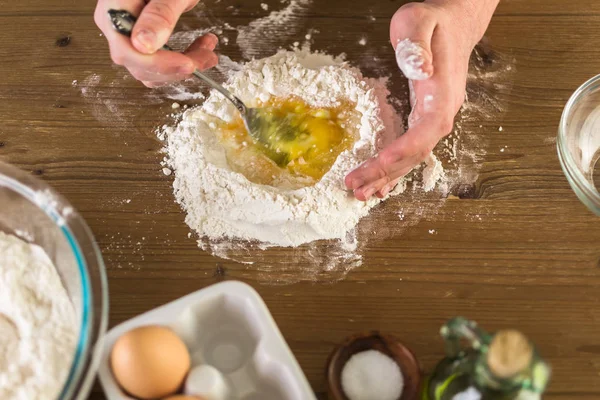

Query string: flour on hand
0 232 77 400
395 39 431 81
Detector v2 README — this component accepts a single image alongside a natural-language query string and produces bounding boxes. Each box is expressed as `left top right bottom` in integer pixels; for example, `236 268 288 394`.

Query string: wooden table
2 0 600 398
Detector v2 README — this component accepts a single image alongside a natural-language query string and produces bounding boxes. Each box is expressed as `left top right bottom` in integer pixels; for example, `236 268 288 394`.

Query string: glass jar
0 161 109 399
558 74 600 215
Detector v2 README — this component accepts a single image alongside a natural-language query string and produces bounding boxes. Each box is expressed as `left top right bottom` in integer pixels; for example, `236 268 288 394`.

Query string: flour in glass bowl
0 232 77 400
159 49 443 248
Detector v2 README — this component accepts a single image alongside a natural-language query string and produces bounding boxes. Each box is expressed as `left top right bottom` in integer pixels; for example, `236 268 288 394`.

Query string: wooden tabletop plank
1 0 600 399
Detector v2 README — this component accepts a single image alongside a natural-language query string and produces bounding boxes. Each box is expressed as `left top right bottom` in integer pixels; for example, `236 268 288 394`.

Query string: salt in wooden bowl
326 332 422 400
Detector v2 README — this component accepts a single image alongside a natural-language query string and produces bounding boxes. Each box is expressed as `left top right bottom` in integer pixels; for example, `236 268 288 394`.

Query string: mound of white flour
0 232 77 399
160 49 438 247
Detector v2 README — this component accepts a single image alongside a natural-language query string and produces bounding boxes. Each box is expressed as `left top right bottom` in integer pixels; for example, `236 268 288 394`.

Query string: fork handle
107 9 247 114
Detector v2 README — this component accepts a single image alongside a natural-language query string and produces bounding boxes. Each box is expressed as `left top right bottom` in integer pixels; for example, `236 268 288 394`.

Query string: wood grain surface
1 0 600 398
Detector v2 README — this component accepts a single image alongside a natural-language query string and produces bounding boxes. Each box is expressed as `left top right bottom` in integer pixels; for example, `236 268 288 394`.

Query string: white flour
0 232 77 400
395 39 431 81
160 49 442 248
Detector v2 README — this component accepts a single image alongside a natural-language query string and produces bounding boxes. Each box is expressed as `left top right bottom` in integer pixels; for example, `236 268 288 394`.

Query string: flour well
160 49 442 248
0 232 77 399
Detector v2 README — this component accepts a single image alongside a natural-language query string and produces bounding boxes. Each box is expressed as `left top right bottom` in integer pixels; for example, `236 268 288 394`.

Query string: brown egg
111 325 191 399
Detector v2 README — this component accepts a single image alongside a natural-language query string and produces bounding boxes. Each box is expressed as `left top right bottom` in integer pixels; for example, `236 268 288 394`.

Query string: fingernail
380 186 391 197
200 52 219 70
177 61 195 74
351 178 364 190
204 33 219 48
135 30 158 53
363 187 377 199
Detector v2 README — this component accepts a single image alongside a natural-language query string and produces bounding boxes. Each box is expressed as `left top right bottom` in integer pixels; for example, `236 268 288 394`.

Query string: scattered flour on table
395 39 431 81
78 72 163 129
159 49 443 250
0 232 77 400
237 0 313 59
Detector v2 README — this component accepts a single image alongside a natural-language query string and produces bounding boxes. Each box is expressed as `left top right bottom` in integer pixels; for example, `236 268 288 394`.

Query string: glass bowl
558 74 600 215
0 161 109 399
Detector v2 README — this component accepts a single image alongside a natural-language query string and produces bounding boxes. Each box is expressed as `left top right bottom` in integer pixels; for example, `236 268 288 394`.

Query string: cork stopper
487 330 533 378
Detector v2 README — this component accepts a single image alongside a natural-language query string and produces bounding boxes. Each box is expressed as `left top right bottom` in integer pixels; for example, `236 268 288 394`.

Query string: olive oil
423 318 550 400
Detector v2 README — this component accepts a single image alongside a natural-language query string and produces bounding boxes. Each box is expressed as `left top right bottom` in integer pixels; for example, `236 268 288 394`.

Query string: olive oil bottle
423 318 550 400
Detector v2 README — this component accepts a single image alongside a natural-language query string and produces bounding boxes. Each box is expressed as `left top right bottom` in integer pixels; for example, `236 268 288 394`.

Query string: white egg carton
98 281 316 400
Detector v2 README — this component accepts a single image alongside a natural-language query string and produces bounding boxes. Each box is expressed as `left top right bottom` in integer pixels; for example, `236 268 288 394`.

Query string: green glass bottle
423 317 550 400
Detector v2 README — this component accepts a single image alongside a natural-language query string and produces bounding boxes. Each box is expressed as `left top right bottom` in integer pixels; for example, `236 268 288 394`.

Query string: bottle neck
474 358 525 392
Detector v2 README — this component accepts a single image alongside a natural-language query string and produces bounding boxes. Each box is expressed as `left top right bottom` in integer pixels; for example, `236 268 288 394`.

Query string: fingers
376 178 401 199
390 4 437 80
184 33 219 71
131 33 218 86
95 0 217 86
108 38 195 76
186 33 219 53
129 65 190 84
131 0 197 54
350 158 414 202
345 116 443 201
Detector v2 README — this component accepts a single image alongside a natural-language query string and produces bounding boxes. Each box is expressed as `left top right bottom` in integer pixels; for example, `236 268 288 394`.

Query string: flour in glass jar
0 232 77 400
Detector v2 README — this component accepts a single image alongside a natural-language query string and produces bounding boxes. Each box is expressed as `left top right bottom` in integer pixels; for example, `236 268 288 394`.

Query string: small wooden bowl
326 332 422 400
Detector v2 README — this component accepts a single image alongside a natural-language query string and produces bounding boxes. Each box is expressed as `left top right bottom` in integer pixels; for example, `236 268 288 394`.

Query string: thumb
132 0 193 54
390 4 436 80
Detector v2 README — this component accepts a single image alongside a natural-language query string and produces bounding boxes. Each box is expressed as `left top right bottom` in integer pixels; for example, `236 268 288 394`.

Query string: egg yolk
217 97 358 187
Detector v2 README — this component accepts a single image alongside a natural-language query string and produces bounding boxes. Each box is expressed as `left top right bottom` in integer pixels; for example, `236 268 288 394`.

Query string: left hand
345 1 494 201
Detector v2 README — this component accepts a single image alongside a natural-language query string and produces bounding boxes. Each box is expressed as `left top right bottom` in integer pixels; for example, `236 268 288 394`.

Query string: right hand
345 0 495 201
94 0 219 87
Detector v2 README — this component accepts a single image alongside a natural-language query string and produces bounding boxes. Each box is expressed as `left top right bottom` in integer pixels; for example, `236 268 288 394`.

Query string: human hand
345 0 499 201
94 0 219 87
